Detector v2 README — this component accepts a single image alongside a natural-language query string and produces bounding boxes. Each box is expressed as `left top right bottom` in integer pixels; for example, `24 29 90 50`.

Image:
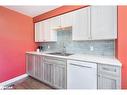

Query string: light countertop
26 51 122 67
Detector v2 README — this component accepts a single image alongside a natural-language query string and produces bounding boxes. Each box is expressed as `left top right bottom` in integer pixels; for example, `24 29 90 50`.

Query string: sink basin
47 52 73 56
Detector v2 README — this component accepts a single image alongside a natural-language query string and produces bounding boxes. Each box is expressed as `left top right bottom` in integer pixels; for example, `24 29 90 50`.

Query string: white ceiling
4 6 60 17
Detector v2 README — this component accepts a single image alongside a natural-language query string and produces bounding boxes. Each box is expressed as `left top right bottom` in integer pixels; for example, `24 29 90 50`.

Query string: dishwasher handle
69 63 92 68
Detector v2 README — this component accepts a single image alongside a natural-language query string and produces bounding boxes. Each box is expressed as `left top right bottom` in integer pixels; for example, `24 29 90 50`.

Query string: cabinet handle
102 67 116 72
70 63 92 68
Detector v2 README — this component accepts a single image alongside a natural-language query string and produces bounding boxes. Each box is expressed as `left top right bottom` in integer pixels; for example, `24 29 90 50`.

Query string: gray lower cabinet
26 54 67 89
26 54 44 81
43 61 54 86
26 54 35 77
34 55 43 81
44 56 67 89
53 62 66 89
98 64 121 89
98 74 120 89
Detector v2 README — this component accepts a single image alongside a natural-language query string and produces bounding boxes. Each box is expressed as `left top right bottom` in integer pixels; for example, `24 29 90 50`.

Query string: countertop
26 51 122 67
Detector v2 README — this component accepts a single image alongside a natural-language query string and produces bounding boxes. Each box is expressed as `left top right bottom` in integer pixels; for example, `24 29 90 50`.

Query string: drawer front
98 64 120 77
44 56 66 65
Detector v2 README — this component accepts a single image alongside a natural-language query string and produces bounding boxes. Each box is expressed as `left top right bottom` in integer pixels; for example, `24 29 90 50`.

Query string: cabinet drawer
98 64 120 77
44 56 66 65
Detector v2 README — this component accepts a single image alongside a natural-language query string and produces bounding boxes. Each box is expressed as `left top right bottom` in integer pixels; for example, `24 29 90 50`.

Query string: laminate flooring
6 77 52 89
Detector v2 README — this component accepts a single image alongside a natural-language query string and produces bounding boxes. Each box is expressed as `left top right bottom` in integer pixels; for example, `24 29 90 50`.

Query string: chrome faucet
61 42 66 54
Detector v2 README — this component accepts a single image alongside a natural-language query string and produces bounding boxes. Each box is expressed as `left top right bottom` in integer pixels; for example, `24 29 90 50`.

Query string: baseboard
0 74 28 87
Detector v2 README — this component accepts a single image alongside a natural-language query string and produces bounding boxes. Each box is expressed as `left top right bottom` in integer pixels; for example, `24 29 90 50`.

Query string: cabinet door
50 16 61 29
43 19 51 41
91 6 117 40
40 56 44 81
35 22 40 42
49 17 60 41
54 63 66 89
35 22 45 42
43 18 58 42
72 7 91 40
43 61 54 85
34 55 43 80
98 75 120 89
26 54 35 77
61 12 74 28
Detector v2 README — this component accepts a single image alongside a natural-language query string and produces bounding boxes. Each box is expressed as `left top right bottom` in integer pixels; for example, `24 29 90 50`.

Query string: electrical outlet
90 46 94 51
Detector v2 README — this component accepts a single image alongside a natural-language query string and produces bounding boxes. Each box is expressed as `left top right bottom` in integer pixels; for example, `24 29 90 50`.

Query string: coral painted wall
0 6 35 82
33 5 88 23
117 6 127 89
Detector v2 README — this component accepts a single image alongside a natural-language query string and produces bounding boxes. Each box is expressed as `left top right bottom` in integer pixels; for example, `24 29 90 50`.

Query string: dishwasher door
67 60 97 89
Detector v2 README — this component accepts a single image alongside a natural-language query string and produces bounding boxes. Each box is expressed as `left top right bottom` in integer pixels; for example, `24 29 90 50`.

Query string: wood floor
8 77 53 89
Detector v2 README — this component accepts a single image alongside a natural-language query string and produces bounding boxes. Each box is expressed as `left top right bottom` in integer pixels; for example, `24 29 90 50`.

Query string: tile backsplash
39 30 115 57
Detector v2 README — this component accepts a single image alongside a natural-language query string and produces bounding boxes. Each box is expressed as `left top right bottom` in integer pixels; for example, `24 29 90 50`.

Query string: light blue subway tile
39 30 115 57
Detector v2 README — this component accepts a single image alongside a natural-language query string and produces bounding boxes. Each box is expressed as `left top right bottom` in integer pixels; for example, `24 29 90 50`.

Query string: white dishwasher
67 60 97 89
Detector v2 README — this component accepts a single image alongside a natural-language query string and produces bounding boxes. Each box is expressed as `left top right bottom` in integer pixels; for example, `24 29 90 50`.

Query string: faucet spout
61 42 66 54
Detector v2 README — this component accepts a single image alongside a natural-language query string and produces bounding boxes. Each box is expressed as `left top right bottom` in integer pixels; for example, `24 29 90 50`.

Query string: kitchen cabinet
43 60 54 86
98 64 121 89
61 12 74 28
35 22 40 42
50 16 61 30
35 22 45 42
34 18 57 42
49 16 61 41
53 64 66 89
98 74 120 89
43 19 51 41
26 54 44 81
35 6 117 42
26 54 35 77
34 12 74 42
53 59 67 89
42 19 57 42
72 6 117 41
44 56 67 89
34 55 44 81
91 6 117 40
72 7 91 40
26 54 67 89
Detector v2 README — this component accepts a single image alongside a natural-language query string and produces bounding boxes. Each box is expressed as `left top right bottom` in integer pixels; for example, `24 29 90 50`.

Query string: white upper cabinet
35 6 117 42
50 16 61 30
72 7 91 40
49 16 61 41
43 18 58 42
43 19 51 41
91 6 117 40
60 12 74 28
35 17 58 42
35 22 40 42
35 22 45 42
